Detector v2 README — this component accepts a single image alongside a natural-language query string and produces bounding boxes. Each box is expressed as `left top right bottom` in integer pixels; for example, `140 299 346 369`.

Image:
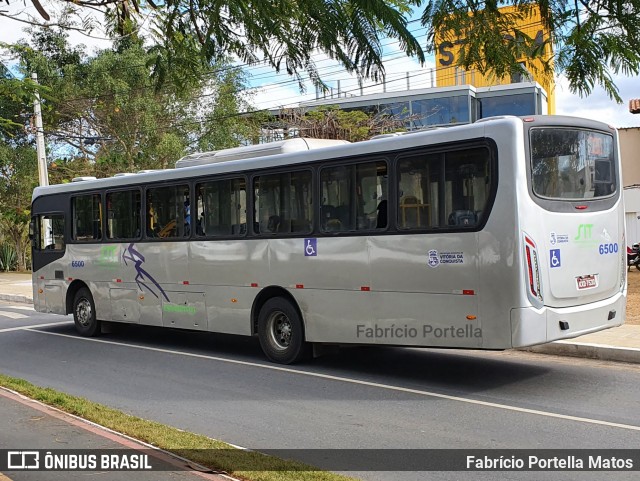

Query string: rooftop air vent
175 138 350 168
71 176 97 182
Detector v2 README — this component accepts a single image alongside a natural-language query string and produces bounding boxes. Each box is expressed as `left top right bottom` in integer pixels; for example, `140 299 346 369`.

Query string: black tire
635 263 640 271
258 297 310 364
73 287 101 337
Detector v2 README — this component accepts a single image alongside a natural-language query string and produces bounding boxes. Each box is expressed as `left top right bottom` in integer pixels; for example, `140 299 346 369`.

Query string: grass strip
0 373 359 481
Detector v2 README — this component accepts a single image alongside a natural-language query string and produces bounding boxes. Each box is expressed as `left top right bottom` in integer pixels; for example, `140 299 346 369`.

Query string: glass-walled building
298 84 476 129
282 82 548 131
477 83 549 118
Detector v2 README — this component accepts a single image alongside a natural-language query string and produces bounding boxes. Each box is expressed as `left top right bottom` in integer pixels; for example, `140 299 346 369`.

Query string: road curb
524 341 640 364
0 294 32 305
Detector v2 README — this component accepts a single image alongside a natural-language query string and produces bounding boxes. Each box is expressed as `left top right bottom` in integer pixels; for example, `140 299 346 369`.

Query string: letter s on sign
438 41 454 66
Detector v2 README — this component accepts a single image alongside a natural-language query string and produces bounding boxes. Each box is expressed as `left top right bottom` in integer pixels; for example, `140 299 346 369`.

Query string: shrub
0 243 17 272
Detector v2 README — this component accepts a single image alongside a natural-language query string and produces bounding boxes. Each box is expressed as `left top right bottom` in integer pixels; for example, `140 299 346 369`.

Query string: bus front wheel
73 287 101 337
258 297 309 364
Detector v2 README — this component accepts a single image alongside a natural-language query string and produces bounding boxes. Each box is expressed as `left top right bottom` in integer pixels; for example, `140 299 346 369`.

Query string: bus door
31 212 66 314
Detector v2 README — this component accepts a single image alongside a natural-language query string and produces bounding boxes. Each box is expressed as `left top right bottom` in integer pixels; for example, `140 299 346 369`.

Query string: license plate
576 274 598 290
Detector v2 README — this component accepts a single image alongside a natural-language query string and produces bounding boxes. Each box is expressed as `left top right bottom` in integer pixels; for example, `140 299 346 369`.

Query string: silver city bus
30 116 626 364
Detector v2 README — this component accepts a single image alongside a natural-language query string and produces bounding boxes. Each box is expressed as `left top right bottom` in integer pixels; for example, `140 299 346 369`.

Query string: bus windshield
530 128 616 200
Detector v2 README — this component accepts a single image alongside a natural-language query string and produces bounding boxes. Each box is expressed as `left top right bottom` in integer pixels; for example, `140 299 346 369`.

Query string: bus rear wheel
258 297 309 364
73 287 101 337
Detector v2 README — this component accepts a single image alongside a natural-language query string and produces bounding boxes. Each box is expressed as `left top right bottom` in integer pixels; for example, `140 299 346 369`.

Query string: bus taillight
621 233 627 289
525 246 536 296
524 233 544 307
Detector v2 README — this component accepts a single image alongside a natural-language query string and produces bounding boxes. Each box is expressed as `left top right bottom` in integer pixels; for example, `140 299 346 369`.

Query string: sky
2 2 639 129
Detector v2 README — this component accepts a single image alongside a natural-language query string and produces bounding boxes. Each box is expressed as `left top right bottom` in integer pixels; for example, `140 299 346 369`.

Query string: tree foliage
276 105 414 142
4 0 637 101
0 142 37 271
3 0 424 90
3 24 261 176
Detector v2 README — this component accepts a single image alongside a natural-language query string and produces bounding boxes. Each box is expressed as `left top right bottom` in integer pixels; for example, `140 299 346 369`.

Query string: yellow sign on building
434 5 555 113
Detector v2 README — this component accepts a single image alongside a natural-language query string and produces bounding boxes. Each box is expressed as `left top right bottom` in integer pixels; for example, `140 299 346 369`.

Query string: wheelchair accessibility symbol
305 238 317 256
550 249 561 268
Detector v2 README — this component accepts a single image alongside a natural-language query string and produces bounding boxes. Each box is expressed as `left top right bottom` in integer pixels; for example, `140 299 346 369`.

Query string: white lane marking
0 321 71 333
0 311 28 319
3 305 35 311
29 329 640 432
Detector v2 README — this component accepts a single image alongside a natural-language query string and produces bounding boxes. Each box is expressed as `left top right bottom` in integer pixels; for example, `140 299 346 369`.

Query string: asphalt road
1 301 640 481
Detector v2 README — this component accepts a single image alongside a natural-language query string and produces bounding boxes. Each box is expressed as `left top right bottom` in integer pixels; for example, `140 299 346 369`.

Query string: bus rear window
530 129 616 200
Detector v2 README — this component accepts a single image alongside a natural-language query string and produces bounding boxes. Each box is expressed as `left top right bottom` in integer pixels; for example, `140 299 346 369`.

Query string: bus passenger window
72 194 102 242
144 185 188 239
196 178 247 237
397 154 440 229
254 171 312 235
107 190 141 240
37 214 65 251
444 147 491 228
321 161 387 232
397 147 490 229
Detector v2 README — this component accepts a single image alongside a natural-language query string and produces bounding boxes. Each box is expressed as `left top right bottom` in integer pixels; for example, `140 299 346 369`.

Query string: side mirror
29 220 35 240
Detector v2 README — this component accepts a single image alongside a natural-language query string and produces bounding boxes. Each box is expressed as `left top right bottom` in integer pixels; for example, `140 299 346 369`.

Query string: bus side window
254 171 311 235
321 161 386 232
444 147 491 228
196 177 247 237
397 154 439 229
107 190 141 240
72 194 102 242
37 214 65 251
145 185 188 239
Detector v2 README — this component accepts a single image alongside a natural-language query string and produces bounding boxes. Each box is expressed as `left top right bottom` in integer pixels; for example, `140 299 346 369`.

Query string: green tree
277 105 413 142
195 68 267 152
4 24 261 177
0 59 38 271
0 143 37 271
2 0 424 90
0 62 44 141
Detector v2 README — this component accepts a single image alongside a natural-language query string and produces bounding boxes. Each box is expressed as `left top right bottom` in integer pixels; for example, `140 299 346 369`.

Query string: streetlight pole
32 72 48 186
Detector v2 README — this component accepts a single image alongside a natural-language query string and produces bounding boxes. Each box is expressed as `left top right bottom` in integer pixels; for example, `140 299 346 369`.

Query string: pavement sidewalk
0 388 227 481
1 271 639 364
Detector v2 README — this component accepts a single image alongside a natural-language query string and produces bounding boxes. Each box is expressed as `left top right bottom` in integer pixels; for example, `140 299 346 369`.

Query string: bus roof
31 115 613 201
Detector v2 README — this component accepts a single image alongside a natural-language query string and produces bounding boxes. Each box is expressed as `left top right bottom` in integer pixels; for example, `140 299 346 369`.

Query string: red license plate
576 274 598 290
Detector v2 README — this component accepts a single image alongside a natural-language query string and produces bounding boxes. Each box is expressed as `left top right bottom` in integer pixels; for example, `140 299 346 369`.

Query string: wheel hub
270 312 292 349
76 299 92 327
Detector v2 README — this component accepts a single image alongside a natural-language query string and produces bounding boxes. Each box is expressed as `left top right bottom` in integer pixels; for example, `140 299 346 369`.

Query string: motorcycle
628 243 640 271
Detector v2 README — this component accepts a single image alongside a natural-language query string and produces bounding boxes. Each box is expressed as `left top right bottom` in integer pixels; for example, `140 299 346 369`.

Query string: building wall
620 127 640 186
620 128 640 246
434 5 555 114
624 188 640 246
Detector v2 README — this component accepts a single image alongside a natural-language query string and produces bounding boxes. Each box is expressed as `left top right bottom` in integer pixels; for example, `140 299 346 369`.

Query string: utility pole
32 72 48 186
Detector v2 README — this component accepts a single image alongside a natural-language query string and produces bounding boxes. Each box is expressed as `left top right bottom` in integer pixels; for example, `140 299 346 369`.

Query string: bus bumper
510 290 627 348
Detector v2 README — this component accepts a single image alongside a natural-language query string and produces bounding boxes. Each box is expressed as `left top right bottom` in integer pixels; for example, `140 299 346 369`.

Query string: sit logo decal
550 249 561 268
